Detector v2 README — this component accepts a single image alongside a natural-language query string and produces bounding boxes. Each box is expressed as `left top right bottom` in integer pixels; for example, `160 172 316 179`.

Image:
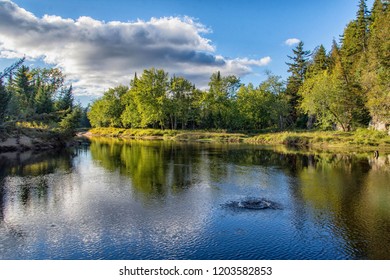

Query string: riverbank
86 127 246 142
85 127 390 151
0 125 74 153
246 129 390 151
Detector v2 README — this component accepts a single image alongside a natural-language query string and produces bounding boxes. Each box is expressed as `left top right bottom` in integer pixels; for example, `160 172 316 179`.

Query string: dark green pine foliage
0 79 9 124
356 0 370 53
306 45 329 78
34 76 53 114
285 41 311 128
362 0 390 126
56 85 74 111
13 65 35 117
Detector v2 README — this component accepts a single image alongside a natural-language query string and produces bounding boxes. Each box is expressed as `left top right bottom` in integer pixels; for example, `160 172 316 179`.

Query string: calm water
0 139 390 260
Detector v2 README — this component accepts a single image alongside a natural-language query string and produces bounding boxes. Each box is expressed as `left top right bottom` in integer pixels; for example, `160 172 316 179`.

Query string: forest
0 0 388 138
0 58 89 150
87 0 389 133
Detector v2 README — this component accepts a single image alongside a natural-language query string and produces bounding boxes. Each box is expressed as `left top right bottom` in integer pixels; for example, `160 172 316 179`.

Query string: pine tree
0 79 9 124
285 41 310 127
356 0 369 53
13 65 35 117
306 45 329 78
56 85 74 111
362 0 390 129
35 85 53 114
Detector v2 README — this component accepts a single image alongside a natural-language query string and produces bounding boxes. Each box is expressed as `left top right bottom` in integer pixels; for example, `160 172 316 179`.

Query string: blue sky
0 0 373 105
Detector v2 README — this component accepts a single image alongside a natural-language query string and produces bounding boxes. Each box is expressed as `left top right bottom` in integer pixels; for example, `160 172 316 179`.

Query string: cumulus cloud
284 38 301 46
0 1 271 95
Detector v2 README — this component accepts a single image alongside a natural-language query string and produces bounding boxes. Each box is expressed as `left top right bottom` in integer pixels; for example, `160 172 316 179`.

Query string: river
0 138 389 259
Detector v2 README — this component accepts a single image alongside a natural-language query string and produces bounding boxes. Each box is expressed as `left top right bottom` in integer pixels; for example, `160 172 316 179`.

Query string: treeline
88 69 288 131
0 60 88 133
293 0 390 131
88 0 389 132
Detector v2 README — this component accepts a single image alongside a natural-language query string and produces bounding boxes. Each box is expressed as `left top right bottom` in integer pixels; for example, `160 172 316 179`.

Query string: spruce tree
0 79 9 124
285 41 310 127
306 45 329 78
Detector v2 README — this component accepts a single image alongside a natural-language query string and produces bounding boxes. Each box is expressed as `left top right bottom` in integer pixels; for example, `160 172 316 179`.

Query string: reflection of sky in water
1 150 215 259
1 142 390 259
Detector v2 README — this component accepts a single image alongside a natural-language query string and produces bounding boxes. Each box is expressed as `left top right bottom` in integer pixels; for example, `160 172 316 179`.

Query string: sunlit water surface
1 139 389 259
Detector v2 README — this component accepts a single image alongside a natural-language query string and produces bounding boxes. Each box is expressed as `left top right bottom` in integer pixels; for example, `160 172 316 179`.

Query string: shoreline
84 127 390 152
2 127 390 154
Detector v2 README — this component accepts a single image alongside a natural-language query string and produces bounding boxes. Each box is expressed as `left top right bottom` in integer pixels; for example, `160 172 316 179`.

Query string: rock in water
224 197 281 210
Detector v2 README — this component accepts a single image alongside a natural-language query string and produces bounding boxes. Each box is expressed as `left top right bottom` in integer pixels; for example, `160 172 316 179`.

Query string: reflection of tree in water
89 139 390 258
90 139 204 198
0 150 74 210
0 172 5 224
90 140 215 197
297 152 390 259
216 146 390 259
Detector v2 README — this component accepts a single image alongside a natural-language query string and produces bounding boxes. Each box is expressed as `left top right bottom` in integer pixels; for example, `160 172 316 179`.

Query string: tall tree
356 0 369 53
12 65 34 117
285 41 310 127
362 0 390 129
56 85 74 111
237 74 287 130
203 71 241 129
306 45 329 78
0 79 8 124
135 68 169 129
34 82 53 114
168 76 195 129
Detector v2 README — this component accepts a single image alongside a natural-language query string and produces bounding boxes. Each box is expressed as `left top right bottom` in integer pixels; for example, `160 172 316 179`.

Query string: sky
0 0 374 105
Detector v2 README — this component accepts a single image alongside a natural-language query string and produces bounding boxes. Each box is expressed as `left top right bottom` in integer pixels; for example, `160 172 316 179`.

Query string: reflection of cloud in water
1 150 213 259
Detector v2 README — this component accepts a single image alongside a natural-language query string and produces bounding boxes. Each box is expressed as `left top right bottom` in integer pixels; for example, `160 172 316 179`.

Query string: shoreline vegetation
85 127 390 151
2 126 390 154
0 122 75 153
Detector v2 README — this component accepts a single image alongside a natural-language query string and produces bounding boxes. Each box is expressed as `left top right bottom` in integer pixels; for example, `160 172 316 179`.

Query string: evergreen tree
13 65 35 116
356 0 369 53
0 79 9 124
35 86 53 114
362 0 390 128
56 85 74 111
285 41 310 127
306 45 329 78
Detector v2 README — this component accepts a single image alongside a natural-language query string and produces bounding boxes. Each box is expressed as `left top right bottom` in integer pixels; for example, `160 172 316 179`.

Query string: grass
246 128 390 150
88 127 246 142
86 127 390 150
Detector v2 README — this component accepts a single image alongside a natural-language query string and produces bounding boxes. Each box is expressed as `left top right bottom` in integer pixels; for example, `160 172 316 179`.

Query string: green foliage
35 85 53 114
237 74 288 130
134 68 169 128
362 0 390 126
0 79 9 124
298 0 388 132
200 71 241 129
299 70 356 131
306 45 329 78
0 61 82 136
88 85 128 128
247 129 390 148
59 106 82 132
167 76 196 129
86 0 388 135
55 85 74 111
285 41 311 127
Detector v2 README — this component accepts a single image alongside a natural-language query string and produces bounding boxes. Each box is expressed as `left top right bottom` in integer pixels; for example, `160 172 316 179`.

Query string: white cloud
284 38 301 46
0 1 271 96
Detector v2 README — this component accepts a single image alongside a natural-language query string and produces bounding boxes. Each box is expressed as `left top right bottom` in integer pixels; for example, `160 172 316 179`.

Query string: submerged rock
223 197 281 210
